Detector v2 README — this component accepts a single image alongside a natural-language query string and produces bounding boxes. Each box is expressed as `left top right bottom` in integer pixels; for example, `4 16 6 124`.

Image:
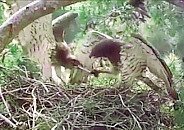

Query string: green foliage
0 3 4 25
140 1 184 57
90 76 119 87
34 122 52 130
0 43 41 82
174 102 184 129
65 0 137 38
164 53 182 79
164 53 184 129
2 43 22 67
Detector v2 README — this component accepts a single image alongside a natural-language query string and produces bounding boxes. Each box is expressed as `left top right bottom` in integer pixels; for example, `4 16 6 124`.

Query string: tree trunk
11 0 55 79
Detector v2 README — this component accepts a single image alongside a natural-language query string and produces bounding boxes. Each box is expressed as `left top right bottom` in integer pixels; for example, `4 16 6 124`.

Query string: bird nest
0 68 175 130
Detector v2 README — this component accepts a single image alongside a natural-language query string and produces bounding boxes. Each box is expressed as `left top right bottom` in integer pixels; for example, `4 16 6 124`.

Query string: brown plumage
89 34 178 100
132 34 178 100
51 43 82 69
89 39 122 66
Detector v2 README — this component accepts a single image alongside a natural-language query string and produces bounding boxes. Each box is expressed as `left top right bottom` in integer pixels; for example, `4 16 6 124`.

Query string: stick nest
0 68 175 130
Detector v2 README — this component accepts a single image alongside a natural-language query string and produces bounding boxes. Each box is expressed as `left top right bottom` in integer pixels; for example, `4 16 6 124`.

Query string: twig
0 113 17 128
33 79 49 93
51 123 58 130
71 112 82 130
71 95 81 111
34 111 57 123
0 87 11 117
2 87 30 94
15 66 29 78
119 94 142 130
57 87 70 101
20 76 49 93
77 65 112 77
76 65 91 73
31 86 37 129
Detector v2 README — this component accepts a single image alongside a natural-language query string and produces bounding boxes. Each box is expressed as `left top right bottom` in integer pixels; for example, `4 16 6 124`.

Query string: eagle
89 33 179 100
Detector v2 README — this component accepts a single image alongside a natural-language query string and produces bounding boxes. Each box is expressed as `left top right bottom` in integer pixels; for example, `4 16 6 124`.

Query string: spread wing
132 34 178 100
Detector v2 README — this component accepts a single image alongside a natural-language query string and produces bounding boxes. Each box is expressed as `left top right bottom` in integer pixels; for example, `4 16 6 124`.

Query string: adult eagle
89 33 178 100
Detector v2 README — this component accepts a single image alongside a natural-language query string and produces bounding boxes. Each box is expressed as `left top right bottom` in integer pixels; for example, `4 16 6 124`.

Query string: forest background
0 0 184 129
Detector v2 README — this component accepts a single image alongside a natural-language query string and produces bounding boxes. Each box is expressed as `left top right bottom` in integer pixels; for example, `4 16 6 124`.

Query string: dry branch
0 114 17 128
0 0 85 52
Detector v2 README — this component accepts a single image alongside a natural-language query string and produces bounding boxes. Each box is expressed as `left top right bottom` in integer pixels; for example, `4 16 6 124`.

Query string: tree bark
0 0 85 79
0 0 85 52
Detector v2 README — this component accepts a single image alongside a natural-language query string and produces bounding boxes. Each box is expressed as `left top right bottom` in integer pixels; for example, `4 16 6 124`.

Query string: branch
0 87 17 128
0 0 85 52
0 114 17 128
0 0 59 52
